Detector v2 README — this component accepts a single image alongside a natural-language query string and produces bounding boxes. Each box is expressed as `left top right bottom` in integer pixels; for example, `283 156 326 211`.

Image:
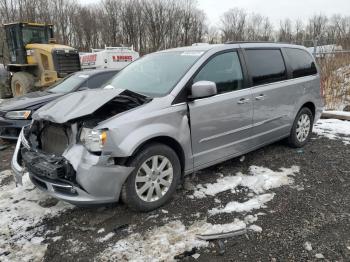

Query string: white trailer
80 47 139 70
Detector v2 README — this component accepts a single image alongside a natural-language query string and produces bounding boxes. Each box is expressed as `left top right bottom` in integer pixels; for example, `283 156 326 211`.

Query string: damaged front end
12 89 149 204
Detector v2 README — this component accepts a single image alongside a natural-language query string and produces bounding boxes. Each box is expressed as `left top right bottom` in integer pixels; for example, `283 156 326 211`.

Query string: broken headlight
5 110 31 120
80 128 107 152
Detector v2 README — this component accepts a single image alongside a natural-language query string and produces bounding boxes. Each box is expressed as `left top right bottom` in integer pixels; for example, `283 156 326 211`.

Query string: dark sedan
0 69 118 140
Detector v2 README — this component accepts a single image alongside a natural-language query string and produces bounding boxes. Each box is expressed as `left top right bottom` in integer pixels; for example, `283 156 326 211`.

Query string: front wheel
288 107 314 148
11 72 35 97
121 143 181 212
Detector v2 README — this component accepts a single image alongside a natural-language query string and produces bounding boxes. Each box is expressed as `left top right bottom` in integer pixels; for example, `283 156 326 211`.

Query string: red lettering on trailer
81 54 97 65
112 55 133 62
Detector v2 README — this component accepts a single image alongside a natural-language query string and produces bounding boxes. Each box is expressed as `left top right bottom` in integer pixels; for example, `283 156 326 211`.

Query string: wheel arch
130 136 186 175
301 101 316 118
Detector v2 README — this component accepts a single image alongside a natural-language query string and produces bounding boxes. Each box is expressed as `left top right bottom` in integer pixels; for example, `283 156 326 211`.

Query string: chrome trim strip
199 123 254 143
195 123 291 158
20 130 30 149
11 129 24 185
33 174 73 189
199 115 286 143
171 102 186 107
251 75 318 89
252 115 286 128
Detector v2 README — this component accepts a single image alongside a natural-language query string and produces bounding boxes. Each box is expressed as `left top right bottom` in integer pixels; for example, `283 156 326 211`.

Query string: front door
188 51 254 168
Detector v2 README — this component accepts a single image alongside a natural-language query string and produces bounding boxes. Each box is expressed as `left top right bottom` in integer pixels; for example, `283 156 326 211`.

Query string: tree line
0 0 350 60
0 0 206 57
219 8 350 48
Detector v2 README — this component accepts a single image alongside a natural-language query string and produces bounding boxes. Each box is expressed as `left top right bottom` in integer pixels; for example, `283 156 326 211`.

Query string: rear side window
193 51 244 94
285 48 317 78
245 49 287 86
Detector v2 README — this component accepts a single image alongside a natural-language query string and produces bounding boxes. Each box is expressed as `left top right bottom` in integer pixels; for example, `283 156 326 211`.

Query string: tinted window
285 48 317 78
245 49 287 86
193 52 244 94
87 72 117 89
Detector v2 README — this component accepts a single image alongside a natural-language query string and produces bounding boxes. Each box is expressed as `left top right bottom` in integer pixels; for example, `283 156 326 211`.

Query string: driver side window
193 51 244 94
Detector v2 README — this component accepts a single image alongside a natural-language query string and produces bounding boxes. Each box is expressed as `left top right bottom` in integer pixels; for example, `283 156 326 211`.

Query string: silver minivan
12 43 323 211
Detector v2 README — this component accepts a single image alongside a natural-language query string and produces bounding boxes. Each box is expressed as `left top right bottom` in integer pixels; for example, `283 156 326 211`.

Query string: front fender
102 112 193 171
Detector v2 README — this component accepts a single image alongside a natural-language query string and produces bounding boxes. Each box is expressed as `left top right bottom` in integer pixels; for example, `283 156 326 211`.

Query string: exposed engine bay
20 89 149 185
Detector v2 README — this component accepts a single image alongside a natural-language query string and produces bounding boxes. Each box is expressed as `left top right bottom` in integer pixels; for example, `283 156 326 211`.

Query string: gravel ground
0 125 349 261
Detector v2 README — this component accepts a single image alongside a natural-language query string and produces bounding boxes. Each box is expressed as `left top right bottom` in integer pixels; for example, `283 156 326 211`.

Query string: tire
288 107 314 148
11 72 35 97
121 143 181 212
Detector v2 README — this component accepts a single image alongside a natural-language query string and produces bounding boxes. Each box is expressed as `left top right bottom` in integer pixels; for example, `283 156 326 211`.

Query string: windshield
107 51 204 97
22 27 49 45
49 74 89 93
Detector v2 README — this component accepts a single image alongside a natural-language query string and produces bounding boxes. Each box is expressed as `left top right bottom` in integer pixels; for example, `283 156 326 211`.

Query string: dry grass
317 53 350 110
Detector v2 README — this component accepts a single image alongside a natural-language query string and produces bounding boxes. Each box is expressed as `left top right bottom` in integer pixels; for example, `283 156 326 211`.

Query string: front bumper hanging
12 128 135 205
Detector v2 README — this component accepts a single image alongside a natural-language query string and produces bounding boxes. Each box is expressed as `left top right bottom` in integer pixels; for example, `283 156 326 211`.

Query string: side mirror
190 81 217 100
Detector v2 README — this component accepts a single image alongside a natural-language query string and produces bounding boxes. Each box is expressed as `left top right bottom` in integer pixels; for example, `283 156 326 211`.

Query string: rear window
245 49 287 86
285 48 318 78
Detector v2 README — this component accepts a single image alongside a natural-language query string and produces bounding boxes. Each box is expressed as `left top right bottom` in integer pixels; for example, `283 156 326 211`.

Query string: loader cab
4 22 54 64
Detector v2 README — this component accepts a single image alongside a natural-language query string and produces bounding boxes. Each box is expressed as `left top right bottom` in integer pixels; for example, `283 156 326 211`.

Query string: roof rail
225 41 278 44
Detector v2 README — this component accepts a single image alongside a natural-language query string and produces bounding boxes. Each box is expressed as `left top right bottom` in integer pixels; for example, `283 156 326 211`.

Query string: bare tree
278 18 293 42
220 8 247 42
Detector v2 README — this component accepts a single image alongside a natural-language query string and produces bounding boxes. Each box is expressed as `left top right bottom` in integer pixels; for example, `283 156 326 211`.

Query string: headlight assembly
80 128 107 152
5 110 31 120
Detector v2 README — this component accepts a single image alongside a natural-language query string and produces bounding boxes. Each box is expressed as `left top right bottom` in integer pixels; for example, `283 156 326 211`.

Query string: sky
81 0 350 27
197 0 350 27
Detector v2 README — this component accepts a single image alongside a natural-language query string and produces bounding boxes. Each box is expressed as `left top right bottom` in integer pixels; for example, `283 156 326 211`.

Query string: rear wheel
288 107 314 148
11 72 35 97
121 143 181 212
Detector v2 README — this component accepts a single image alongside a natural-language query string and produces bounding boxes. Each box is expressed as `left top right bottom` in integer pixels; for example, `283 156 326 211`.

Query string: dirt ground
0 132 350 261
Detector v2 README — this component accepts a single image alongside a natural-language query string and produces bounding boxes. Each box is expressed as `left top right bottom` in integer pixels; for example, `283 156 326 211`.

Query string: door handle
255 94 265 101
237 98 250 104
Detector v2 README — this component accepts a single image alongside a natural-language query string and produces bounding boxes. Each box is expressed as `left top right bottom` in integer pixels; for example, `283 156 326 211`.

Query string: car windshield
106 51 204 97
49 73 89 93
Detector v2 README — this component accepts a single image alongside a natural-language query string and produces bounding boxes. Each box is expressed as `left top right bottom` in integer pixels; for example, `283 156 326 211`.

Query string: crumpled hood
0 91 63 111
33 88 125 123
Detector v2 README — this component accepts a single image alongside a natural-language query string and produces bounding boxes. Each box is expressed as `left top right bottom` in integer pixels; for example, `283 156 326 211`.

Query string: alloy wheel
135 155 174 202
296 113 311 142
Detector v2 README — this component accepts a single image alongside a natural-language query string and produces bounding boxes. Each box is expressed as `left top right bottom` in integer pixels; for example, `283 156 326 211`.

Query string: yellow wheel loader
2 22 81 97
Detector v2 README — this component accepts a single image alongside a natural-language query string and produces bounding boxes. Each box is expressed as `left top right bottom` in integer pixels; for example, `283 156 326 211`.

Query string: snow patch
97 228 105 234
304 241 313 251
314 119 350 144
0 170 12 184
191 166 299 198
0 173 72 262
51 236 63 242
209 193 275 215
65 239 87 253
249 225 262 232
315 253 325 259
98 232 115 242
98 219 251 261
